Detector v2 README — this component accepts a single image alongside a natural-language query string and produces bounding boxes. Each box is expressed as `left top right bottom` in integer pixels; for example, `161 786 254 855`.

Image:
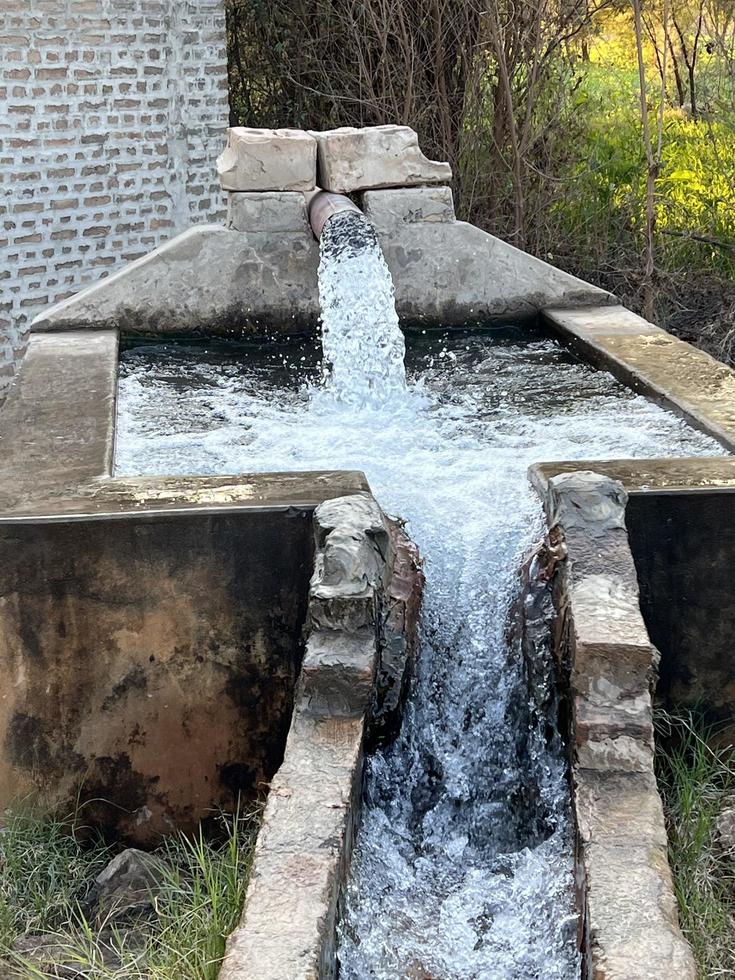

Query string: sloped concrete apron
30 188 611 335
534 471 695 980
219 493 423 980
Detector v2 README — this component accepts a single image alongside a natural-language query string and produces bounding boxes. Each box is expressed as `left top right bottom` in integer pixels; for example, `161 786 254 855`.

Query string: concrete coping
529 456 735 497
220 493 394 980
544 305 735 453
0 330 118 500
0 329 370 522
540 471 696 979
1 471 372 524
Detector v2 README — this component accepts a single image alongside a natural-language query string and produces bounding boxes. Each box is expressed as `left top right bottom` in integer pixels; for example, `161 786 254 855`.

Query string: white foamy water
115 218 725 978
318 212 406 406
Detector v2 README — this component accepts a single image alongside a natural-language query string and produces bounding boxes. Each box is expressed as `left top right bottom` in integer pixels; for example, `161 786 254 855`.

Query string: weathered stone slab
226 191 310 233
530 462 735 723
0 472 371 523
312 125 452 193
219 712 364 980
220 493 422 979
577 771 695 979
361 186 456 228
220 492 390 980
217 127 317 192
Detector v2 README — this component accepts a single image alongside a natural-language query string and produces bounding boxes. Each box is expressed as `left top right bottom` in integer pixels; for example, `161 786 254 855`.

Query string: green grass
0 804 260 979
0 808 113 953
656 710 735 979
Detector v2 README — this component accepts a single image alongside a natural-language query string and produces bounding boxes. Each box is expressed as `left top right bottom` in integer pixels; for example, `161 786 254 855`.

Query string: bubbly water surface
116 214 724 979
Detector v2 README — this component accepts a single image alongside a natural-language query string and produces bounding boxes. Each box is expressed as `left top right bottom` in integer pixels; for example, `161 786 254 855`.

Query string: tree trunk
688 63 698 118
632 0 658 323
668 36 686 106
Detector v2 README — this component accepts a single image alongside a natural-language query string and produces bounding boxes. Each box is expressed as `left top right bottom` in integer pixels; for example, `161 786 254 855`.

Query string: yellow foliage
589 10 656 70
657 113 735 238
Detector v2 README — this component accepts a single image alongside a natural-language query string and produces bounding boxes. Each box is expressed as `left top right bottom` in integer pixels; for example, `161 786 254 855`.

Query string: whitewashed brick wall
0 0 229 394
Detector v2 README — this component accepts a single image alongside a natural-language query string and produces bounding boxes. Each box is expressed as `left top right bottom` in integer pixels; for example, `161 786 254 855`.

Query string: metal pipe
306 189 361 240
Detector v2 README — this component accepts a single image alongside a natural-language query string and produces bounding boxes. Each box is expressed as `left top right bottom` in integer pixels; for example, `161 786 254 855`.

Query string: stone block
575 733 654 773
216 127 317 192
300 630 377 717
575 770 696 978
309 493 391 632
85 848 167 923
575 697 654 752
226 192 310 233
539 469 697 977
311 125 452 193
219 711 364 980
361 186 456 230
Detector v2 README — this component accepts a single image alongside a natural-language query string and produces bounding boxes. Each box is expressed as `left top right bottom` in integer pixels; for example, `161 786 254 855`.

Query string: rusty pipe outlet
307 189 361 240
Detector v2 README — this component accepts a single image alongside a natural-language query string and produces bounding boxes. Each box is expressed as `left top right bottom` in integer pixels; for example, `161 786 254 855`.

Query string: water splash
115 329 724 978
316 211 406 406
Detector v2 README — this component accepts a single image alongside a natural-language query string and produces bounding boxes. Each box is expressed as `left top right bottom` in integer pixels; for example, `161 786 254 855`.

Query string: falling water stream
116 211 724 978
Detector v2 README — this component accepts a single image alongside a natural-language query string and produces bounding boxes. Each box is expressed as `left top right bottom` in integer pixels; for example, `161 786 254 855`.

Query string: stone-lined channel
115 323 723 978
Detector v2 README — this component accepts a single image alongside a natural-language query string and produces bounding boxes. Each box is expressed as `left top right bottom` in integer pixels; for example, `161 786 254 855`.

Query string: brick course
0 0 228 393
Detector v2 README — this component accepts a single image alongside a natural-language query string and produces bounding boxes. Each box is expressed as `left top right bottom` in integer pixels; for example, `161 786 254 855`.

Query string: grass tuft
656 710 735 979
0 802 260 979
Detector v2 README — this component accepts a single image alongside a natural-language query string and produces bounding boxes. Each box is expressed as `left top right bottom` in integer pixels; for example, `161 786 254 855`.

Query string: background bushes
226 1 735 362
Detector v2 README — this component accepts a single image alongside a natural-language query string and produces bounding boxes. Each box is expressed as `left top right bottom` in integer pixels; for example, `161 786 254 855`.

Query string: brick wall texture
0 0 229 394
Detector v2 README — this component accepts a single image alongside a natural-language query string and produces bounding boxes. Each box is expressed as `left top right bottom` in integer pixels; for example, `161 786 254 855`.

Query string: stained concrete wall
628 491 735 718
0 510 312 844
0 0 228 396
